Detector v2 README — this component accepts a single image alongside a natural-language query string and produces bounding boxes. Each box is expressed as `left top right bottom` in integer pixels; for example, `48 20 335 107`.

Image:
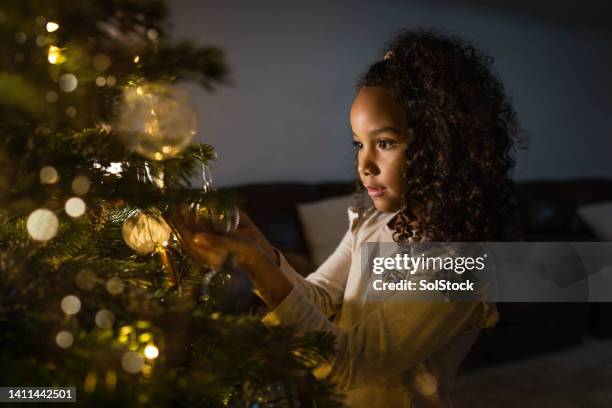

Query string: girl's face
350 86 413 213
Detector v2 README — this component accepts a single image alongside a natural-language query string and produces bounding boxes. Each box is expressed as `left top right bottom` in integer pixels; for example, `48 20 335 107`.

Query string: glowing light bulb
46 21 59 32
144 344 159 359
47 45 65 64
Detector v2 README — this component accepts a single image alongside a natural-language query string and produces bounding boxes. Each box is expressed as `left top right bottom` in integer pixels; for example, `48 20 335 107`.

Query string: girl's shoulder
348 206 398 238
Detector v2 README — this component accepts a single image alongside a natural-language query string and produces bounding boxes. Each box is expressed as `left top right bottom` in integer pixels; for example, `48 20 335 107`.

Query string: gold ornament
122 210 172 253
116 82 197 161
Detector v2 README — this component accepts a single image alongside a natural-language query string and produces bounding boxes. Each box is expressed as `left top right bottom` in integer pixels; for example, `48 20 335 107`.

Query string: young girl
174 29 522 407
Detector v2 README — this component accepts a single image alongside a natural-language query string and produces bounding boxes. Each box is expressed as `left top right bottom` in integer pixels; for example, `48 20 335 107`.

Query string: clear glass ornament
188 164 240 235
117 82 197 161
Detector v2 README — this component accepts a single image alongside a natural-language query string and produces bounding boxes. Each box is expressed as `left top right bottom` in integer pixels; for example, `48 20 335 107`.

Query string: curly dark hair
355 29 526 242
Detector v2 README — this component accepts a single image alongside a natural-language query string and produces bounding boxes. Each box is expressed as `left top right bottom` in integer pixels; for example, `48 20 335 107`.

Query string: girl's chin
372 199 401 213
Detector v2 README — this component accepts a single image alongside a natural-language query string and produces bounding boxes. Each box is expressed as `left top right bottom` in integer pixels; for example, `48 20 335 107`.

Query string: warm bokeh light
39 166 59 184
93 53 111 72
121 351 144 374
61 295 81 315
71 175 91 196
144 344 159 359
46 21 59 32
26 209 59 241
47 45 65 64
45 91 58 103
83 371 97 394
59 73 78 92
106 277 125 295
65 197 86 217
56 331 74 348
95 309 115 329
75 269 97 290
65 106 77 118
147 29 158 40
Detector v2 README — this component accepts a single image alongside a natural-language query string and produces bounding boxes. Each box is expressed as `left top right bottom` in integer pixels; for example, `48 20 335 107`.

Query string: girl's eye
352 141 363 149
377 139 396 150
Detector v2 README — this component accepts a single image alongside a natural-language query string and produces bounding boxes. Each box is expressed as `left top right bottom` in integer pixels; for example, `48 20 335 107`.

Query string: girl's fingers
237 209 255 228
165 207 264 270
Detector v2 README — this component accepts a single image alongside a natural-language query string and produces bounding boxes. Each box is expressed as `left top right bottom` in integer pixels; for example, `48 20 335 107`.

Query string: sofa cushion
577 200 612 241
297 194 355 266
517 179 612 236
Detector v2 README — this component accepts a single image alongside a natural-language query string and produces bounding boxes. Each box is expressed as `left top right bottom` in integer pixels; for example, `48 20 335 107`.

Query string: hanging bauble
122 210 172 253
201 254 253 315
188 198 240 236
180 163 240 235
116 82 197 161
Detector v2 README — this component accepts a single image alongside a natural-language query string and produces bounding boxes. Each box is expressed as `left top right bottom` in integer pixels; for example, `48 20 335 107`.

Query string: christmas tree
0 1 339 406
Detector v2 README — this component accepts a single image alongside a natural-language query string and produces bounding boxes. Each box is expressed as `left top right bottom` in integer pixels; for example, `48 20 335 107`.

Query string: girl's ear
383 50 395 61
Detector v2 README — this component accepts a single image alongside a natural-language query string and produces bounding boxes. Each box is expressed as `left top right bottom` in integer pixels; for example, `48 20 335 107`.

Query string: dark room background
170 0 612 187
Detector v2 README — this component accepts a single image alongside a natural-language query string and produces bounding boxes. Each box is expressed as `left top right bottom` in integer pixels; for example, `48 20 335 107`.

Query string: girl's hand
167 209 292 309
231 210 280 267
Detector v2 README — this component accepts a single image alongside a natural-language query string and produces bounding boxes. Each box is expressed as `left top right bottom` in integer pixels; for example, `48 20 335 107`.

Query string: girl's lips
367 187 386 198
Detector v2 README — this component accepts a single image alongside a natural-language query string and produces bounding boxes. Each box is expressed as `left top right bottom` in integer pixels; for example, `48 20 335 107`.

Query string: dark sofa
225 178 612 370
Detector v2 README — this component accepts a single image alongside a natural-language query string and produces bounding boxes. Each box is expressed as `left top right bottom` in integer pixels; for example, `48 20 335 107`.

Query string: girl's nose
358 151 379 177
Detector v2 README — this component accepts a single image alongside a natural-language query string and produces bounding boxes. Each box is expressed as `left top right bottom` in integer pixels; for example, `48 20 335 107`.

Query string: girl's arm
169 209 352 316
273 227 352 318
232 209 353 318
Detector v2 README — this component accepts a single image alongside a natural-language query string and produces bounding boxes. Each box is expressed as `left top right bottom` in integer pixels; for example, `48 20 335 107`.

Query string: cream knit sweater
262 207 499 407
